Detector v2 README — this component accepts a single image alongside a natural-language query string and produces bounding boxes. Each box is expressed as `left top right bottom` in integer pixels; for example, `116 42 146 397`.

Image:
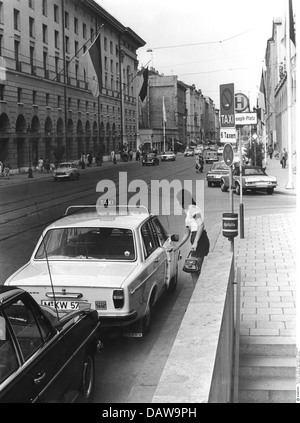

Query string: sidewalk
265 156 297 196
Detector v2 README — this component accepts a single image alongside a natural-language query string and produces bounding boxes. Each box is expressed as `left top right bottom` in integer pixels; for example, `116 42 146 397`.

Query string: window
77 99 80 110
0 311 19 384
17 88 22 103
43 51 48 77
57 95 61 108
28 0 34 9
151 217 168 246
65 36 70 54
0 85 4 101
141 222 157 258
13 9 20 31
74 18 78 34
54 30 59 49
42 24 48 43
104 37 107 51
110 41 113 54
64 11 69 29
54 4 59 23
83 23 87 39
29 17 35 38
46 93 50 107
14 40 20 70
32 90 37 104
42 0 47 16
0 2 3 24
0 34 3 56
30 46 35 71
75 41 79 56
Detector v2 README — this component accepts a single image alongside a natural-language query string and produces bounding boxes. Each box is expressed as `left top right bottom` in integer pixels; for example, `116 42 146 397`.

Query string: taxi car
142 153 159 166
184 148 194 157
203 148 218 164
206 161 229 187
161 151 176 161
220 165 277 195
0 286 102 403
53 162 80 181
5 205 180 337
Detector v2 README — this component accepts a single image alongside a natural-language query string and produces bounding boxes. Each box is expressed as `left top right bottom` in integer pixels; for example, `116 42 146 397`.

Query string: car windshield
34 227 136 261
146 154 156 158
212 162 228 170
244 168 266 176
58 163 72 168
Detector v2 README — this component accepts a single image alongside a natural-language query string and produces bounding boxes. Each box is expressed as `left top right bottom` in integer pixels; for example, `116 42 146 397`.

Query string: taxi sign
223 143 234 167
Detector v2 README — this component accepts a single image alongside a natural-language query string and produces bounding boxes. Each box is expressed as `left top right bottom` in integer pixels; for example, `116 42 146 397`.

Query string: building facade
0 0 145 172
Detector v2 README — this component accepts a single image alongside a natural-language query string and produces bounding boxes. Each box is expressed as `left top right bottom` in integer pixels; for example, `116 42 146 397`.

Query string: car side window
0 312 19 384
5 297 51 362
151 217 168 246
141 222 158 258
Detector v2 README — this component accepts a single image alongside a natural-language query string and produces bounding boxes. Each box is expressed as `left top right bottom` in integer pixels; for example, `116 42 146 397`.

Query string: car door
140 221 166 298
150 217 175 288
0 294 68 403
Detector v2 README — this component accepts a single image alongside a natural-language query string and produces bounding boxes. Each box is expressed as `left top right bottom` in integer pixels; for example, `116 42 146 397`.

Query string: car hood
208 169 228 174
243 175 277 182
5 261 138 288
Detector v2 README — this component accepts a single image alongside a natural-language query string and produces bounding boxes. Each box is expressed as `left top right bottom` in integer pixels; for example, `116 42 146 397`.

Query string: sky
95 0 292 109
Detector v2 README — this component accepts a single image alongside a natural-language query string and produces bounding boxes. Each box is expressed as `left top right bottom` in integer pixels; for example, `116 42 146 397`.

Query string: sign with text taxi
220 83 235 128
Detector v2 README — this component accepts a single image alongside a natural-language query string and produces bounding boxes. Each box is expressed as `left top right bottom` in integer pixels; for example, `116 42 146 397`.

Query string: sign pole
239 127 244 239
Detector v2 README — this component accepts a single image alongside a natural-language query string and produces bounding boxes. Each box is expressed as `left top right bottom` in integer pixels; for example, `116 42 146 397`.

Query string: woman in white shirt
173 190 210 285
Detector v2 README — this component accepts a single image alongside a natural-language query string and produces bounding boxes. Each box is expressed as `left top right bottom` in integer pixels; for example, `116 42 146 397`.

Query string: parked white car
5 206 180 336
53 162 80 181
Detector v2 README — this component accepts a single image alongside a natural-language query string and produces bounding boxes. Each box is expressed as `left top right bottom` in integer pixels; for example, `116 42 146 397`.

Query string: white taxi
5 206 180 336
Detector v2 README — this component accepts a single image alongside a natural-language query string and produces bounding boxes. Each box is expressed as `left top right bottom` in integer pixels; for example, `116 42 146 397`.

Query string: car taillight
113 289 124 309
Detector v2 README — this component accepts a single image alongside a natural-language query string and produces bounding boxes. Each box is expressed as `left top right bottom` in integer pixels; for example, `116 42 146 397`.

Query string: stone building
0 0 145 172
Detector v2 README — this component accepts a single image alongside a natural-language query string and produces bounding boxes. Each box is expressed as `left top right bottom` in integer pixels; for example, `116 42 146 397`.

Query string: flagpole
285 0 294 189
163 97 166 152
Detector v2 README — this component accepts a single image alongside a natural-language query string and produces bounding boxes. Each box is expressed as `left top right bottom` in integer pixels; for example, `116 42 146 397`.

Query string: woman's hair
177 189 196 209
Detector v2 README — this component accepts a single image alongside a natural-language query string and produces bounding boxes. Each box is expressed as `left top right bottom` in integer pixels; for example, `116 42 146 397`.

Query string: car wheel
208 182 212 187
220 180 228 192
168 265 178 293
80 354 95 400
141 301 152 336
267 188 274 195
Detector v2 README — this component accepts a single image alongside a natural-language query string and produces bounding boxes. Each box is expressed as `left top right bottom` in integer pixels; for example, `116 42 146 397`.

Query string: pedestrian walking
80 153 86 169
129 150 133 161
88 152 93 166
38 158 44 172
268 145 274 159
136 150 140 161
3 161 10 179
111 150 115 163
262 157 266 172
171 190 210 286
280 148 288 169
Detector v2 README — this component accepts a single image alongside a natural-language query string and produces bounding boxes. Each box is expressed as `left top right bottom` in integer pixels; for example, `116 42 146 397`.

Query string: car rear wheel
267 188 274 195
141 301 152 336
220 180 228 192
80 354 95 400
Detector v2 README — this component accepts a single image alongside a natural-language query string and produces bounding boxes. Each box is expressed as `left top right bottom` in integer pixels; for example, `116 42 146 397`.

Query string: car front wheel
220 180 228 192
80 354 95 400
141 301 152 336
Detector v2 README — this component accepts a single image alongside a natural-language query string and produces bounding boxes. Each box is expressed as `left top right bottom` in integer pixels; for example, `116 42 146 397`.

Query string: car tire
267 188 274 195
141 301 152 336
220 180 228 192
168 265 178 293
208 182 212 187
80 354 95 400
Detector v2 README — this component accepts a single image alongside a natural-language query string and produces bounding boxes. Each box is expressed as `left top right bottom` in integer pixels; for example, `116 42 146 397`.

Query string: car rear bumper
97 309 138 326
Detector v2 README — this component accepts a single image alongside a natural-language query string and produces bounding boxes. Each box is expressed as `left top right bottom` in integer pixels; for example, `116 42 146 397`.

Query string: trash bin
222 213 238 238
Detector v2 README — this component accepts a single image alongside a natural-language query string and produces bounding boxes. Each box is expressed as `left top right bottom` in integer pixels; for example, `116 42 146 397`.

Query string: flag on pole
289 0 296 46
82 34 103 97
163 96 167 124
257 70 266 123
139 67 149 102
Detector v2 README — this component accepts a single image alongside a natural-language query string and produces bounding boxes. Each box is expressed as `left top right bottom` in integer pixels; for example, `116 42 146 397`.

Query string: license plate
41 300 79 310
95 301 107 310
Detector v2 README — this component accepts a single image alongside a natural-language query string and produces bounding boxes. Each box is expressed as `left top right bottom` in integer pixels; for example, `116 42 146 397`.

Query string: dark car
142 153 159 166
0 286 102 403
206 161 229 187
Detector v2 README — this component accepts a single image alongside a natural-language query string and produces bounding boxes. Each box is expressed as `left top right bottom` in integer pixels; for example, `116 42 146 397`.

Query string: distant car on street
203 148 218 164
53 162 80 182
220 165 277 195
142 153 159 166
184 148 194 157
4 205 180 337
161 151 176 162
0 286 101 403
206 161 229 187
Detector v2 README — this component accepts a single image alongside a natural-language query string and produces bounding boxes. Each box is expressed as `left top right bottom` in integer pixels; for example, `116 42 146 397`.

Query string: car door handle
34 372 46 385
